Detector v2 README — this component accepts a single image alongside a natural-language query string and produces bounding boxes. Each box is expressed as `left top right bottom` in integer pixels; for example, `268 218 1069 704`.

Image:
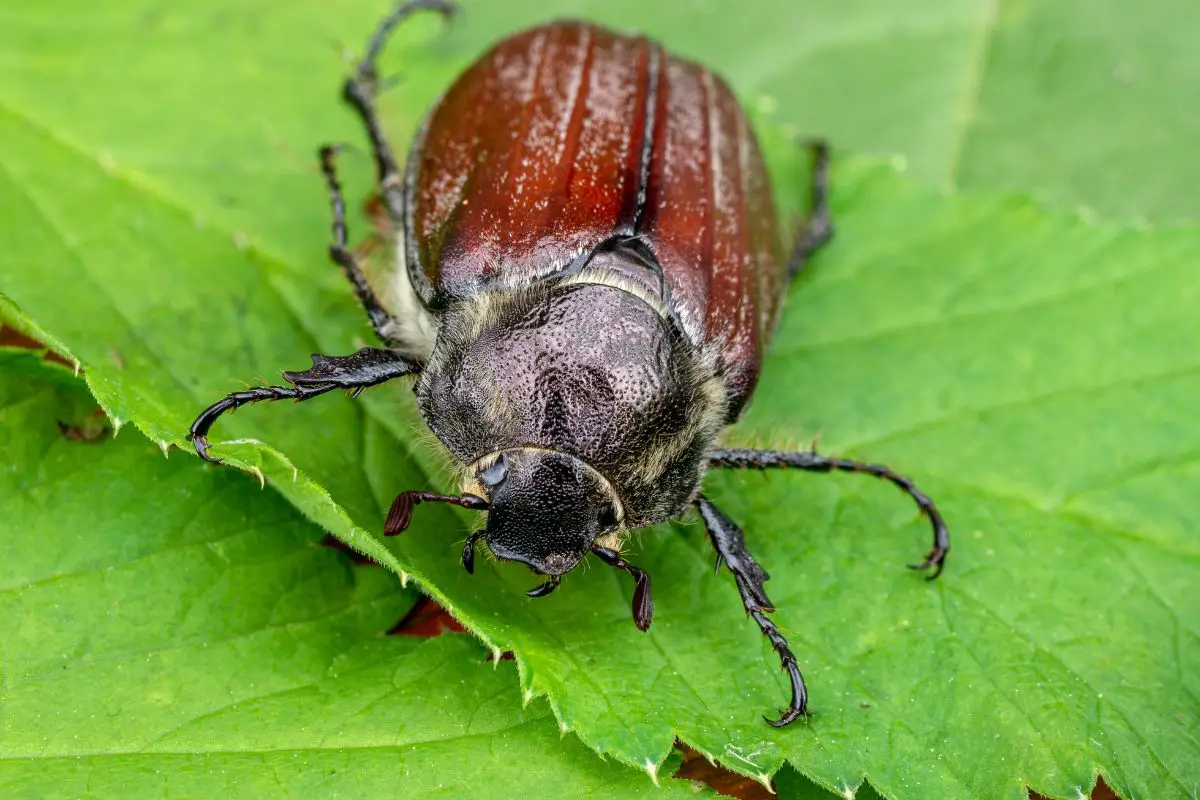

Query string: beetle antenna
591 546 653 632
384 491 488 536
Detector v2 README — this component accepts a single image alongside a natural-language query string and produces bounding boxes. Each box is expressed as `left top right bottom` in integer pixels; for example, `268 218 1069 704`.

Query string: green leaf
1 3 1197 800
0 353 704 799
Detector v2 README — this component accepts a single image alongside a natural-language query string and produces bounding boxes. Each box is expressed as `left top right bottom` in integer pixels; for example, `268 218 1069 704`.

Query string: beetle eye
479 454 509 487
598 503 619 531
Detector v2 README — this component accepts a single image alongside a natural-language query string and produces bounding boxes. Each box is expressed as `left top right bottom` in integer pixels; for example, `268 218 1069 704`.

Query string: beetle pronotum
190 0 949 726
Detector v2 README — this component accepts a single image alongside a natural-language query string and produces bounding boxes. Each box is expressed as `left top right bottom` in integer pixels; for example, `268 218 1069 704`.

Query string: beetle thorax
416 278 727 527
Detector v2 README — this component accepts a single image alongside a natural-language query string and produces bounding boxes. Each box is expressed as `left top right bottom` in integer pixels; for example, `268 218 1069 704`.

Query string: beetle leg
189 348 420 464
343 0 457 215
708 447 950 577
318 145 404 344
787 139 835 280
694 495 807 727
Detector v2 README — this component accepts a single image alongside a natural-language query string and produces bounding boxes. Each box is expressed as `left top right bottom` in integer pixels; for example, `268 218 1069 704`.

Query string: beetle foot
189 432 222 464
908 542 949 579
764 703 808 728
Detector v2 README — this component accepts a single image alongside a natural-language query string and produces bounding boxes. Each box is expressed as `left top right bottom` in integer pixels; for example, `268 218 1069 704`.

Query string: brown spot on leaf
388 595 467 637
0 325 74 369
673 742 774 799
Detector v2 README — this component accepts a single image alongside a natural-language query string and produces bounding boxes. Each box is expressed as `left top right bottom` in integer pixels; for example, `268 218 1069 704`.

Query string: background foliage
1 1 1197 798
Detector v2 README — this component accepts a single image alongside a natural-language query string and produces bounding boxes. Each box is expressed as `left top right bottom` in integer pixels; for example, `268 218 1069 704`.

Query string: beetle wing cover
410 23 653 298
409 22 784 417
639 56 784 418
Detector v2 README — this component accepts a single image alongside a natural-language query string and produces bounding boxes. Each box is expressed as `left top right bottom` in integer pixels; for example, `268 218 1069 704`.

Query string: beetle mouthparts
461 530 486 574
591 545 653 631
526 575 561 598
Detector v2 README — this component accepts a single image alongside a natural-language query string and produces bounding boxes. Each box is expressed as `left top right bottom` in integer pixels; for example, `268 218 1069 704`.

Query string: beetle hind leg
343 0 457 206
695 495 808 726
787 139 834 280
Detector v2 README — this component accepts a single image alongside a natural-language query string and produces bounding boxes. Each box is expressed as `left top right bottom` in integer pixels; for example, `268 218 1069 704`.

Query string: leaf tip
111 417 123 436
158 440 171 458
756 773 776 794
643 759 659 786
248 465 265 489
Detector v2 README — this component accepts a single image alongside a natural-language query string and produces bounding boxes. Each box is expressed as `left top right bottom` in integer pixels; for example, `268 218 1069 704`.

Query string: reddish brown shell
404 21 785 417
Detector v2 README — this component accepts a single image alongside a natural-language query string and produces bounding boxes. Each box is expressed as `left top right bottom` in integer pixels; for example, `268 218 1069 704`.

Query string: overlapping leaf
1 2 1197 799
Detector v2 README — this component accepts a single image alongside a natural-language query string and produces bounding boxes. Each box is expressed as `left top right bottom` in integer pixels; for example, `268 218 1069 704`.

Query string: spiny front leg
189 348 419 463
695 494 807 727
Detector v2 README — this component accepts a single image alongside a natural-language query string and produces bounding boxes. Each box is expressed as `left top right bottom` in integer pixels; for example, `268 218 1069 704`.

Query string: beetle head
469 449 621 578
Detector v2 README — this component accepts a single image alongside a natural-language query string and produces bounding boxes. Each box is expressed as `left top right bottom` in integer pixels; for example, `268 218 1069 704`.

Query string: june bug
190 0 949 726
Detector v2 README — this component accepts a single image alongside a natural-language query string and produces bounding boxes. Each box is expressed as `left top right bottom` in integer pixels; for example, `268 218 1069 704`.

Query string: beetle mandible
189 0 949 726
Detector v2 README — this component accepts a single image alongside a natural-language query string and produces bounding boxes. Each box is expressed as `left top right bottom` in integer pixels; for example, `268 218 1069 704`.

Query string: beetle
189 0 949 726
